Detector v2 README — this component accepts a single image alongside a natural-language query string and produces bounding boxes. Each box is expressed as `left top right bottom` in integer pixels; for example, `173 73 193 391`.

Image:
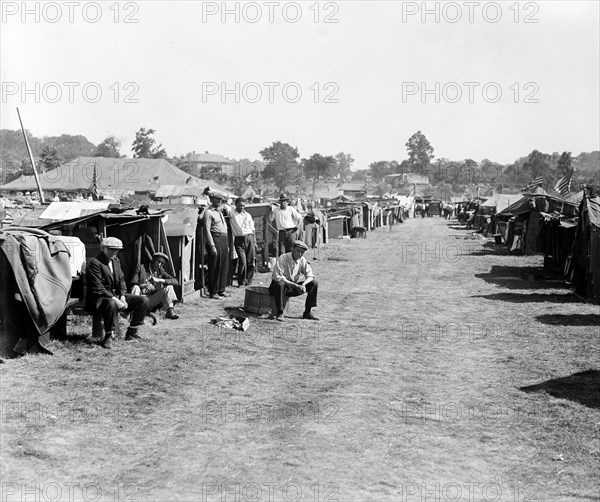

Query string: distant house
341 183 368 198
186 151 235 176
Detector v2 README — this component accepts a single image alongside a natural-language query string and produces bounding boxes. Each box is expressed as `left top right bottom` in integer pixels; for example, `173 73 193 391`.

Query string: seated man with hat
129 252 180 319
85 236 150 347
271 193 303 255
268 240 319 322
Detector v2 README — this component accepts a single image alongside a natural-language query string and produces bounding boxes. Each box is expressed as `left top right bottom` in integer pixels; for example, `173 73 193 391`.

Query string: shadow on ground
520 370 600 409
474 292 583 303
536 314 600 327
476 265 570 290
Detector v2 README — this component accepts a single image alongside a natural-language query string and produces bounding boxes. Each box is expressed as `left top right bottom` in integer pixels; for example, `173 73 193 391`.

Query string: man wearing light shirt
224 197 256 287
202 192 230 299
271 193 303 255
269 240 319 322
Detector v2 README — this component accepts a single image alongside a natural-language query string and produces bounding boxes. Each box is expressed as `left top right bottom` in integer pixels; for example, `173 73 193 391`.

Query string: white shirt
272 252 314 283
271 205 302 230
229 209 255 237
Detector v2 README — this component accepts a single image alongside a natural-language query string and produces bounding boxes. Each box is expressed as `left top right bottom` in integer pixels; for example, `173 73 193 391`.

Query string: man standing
224 197 256 287
202 191 230 299
271 193 303 255
85 237 149 347
130 252 180 319
269 240 319 322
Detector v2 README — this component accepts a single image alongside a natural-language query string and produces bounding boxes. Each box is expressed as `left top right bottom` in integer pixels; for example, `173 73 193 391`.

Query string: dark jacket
130 264 178 291
85 252 127 313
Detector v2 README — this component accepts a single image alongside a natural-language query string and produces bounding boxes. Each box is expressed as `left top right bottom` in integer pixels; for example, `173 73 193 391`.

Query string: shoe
209 293 222 299
275 315 285 322
100 332 113 349
165 308 179 320
218 292 231 298
125 328 142 341
302 312 320 321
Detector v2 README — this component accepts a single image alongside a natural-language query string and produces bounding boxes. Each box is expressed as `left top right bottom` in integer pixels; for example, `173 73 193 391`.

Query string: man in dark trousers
130 252 180 319
271 193 303 255
223 197 256 287
269 240 319 322
85 237 149 347
202 191 230 299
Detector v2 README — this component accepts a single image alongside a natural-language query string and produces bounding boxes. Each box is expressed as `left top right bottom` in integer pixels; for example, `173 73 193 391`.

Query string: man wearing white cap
269 240 319 322
130 252 180 319
85 236 149 347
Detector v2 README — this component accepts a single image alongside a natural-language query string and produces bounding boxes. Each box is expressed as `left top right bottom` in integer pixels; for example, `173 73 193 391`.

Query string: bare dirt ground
1 217 599 502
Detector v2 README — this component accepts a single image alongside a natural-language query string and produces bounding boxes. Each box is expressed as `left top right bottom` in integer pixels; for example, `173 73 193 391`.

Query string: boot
100 331 114 349
125 327 141 341
165 307 179 320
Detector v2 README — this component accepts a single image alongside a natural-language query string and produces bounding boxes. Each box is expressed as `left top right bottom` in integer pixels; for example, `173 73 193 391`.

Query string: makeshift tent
36 207 173 295
566 193 600 302
156 205 200 300
495 194 579 261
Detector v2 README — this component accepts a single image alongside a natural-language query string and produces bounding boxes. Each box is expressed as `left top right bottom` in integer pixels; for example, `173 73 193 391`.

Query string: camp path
1 217 599 502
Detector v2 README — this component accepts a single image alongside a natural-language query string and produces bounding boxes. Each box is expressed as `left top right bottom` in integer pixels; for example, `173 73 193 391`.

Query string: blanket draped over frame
0 228 72 335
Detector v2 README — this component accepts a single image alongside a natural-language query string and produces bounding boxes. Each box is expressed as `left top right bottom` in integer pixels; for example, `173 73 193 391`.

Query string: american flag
390 175 402 189
522 176 544 192
554 171 573 196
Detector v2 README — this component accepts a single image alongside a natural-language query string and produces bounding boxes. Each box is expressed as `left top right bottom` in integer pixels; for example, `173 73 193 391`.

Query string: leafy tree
132 128 167 159
93 136 122 158
406 131 434 174
557 151 572 176
351 169 369 182
334 152 354 183
43 134 95 161
259 141 300 191
302 154 337 180
523 150 551 180
39 145 62 172
368 161 393 181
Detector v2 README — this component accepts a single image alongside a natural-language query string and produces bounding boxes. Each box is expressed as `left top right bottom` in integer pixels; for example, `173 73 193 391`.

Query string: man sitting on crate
129 252 180 320
268 240 319 322
85 237 150 348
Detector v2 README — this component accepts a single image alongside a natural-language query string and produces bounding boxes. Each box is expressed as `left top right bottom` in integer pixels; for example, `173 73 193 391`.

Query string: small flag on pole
554 171 573 196
391 175 402 190
522 176 544 192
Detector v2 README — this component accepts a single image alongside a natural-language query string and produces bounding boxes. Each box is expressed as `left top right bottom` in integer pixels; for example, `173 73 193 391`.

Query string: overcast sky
1 1 598 169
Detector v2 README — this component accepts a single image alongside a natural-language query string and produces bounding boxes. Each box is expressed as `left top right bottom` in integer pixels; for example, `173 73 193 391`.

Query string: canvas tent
566 192 600 302
0 157 202 198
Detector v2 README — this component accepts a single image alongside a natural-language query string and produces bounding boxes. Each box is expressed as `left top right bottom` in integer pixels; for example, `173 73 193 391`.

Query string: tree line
1 128 598 192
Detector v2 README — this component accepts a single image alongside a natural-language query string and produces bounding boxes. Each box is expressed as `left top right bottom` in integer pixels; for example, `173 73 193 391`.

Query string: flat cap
101 236 123 249
292 240 308 251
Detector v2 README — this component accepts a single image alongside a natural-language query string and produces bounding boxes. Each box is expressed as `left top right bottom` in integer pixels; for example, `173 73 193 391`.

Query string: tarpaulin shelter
495 194 579 258
33 207 173 296
566 192 600 302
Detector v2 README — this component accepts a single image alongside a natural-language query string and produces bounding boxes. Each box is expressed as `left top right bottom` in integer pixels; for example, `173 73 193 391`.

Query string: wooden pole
16 108 45 203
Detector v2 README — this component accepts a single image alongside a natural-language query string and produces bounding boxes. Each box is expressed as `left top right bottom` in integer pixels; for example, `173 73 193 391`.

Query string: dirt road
1 217 599 501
